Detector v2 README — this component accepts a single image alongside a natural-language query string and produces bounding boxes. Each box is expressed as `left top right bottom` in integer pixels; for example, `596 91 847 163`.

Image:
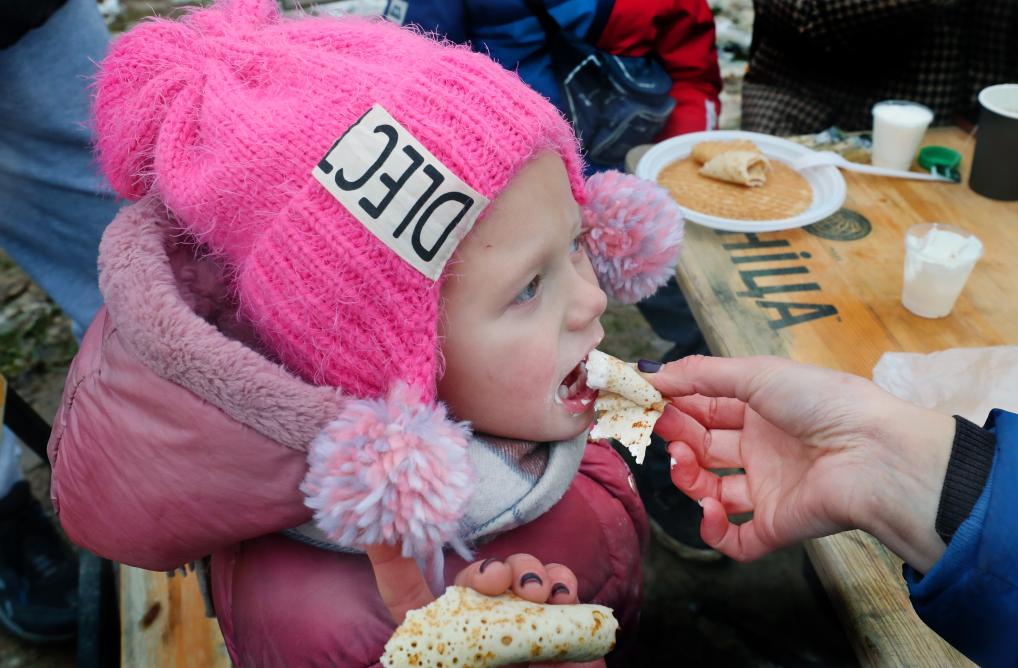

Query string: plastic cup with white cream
901 223 983 318
872 101 934 171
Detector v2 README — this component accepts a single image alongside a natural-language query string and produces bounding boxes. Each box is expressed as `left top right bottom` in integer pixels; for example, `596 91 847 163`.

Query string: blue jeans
0 0 120 495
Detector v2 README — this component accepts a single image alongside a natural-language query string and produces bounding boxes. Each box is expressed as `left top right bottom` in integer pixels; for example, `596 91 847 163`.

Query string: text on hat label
313 104 489 281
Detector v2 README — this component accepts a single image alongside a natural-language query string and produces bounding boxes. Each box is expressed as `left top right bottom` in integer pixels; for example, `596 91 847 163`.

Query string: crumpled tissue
873 346 1018 424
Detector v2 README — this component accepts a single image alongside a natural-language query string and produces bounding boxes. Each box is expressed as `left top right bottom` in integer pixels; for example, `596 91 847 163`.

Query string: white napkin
873 346 1018 424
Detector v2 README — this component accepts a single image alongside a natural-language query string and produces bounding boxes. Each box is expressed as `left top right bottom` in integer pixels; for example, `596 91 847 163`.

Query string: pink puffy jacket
48 200 648 666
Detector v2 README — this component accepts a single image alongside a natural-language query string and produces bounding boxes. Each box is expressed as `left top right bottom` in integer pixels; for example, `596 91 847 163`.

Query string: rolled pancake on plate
380 586 617 667
699 150 770 187
585 350 666 464
691 139 761 165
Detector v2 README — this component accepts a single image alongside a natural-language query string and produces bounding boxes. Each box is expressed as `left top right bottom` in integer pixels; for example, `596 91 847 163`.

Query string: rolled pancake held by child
381 587 617 667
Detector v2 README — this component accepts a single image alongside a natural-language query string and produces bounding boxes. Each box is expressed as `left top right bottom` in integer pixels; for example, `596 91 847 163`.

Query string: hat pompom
581 171 684 304
301 383 475 562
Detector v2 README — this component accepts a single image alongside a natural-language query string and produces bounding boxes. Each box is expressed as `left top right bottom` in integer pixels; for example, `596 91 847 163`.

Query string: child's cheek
500 355 551 398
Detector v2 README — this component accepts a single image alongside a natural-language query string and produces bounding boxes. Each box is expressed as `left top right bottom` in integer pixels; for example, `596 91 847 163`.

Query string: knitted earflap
581 171 684 304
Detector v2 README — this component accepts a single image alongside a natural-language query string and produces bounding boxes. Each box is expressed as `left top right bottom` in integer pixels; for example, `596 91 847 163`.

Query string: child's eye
513 275 542 305
569 234 583 254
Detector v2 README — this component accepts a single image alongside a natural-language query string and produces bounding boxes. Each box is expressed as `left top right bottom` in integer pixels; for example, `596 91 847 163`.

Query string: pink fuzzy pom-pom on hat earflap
302 384 474 564
581 171 685 304
92 0 683 565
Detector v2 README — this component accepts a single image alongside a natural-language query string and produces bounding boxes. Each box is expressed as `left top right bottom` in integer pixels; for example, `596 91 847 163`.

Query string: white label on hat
313 104 489 281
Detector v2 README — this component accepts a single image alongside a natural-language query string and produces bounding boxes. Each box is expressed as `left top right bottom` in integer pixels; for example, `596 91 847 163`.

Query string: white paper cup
872 100 934 171
901 223 983 318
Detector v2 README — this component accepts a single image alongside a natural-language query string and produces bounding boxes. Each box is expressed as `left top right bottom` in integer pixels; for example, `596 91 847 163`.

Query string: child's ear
580 171 684 304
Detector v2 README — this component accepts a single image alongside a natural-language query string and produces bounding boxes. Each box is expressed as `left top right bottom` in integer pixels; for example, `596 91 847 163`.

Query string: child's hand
368 547 605 667
454 553 578 605
454 554 605 668
365 544 435 625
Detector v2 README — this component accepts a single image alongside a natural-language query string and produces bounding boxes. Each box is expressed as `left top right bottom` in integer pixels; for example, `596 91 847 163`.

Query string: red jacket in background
403 0 723 139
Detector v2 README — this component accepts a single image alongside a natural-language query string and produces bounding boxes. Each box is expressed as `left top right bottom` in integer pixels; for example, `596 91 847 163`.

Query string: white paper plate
635 130 847 233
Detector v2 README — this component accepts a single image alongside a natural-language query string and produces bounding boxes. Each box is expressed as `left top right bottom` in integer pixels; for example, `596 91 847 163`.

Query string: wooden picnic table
668 125 1016 666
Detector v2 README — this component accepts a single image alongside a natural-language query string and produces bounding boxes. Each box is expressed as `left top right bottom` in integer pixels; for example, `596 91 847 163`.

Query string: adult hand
645 355 955 572
367 547 603 667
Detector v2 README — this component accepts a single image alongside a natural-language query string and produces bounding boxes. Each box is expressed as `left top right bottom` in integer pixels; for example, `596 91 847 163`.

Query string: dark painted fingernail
638 359 662 373
479 557 498 573
520 572 543 588
551 583 570 597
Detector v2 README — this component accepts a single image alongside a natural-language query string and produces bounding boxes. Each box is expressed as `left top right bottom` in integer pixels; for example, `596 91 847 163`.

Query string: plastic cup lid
918 146 962 170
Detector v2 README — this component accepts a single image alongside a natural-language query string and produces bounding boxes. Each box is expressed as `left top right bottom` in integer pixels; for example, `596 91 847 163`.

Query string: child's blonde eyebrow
496 207 581 297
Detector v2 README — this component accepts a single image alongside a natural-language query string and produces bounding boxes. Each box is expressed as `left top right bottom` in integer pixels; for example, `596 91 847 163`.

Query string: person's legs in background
636 277 710 363
0 0 120 642
633 277 723 561
0 0 114 335
0 435 78 642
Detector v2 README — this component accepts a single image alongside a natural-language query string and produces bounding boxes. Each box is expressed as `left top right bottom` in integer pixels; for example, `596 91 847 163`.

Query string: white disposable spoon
791 151 955 182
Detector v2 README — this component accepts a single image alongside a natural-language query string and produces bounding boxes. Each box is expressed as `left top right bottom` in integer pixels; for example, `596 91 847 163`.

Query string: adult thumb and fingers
643 354 789 404
699 497 775 561
668 441 754 514
656 404 745 468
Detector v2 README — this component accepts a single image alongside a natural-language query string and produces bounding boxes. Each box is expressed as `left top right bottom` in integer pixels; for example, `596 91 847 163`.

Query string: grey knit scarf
284 431 586 554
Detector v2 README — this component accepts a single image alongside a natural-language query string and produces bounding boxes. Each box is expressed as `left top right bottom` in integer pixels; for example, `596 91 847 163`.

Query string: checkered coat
742 0 1018 135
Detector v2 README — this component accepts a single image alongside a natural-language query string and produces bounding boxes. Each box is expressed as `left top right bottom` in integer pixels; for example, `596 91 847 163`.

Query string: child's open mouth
554 357 598 415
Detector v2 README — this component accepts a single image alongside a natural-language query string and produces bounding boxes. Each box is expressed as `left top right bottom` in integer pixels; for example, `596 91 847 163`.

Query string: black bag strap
523 0 562 40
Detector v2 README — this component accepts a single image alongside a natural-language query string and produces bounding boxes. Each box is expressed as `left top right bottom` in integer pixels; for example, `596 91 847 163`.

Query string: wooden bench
120 565 230 667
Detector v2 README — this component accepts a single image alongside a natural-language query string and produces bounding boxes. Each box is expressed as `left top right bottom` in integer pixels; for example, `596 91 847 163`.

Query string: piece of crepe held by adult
586 350 662 407
590 393 662 465
699 150 770 187
585 350 666 464
691 139 761 165
380 586 618 667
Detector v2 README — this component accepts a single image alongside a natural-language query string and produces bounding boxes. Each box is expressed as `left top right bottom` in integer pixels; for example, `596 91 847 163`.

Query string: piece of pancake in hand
691 139 761 165
699 150 770 187
380 587 618 667
585 350 666 465
657 157 812 220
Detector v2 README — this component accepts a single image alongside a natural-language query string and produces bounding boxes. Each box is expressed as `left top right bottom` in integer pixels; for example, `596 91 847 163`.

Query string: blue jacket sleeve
903 409 1018 667
402 1 468 42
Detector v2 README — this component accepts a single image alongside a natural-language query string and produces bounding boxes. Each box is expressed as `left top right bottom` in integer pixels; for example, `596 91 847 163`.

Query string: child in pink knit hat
48 0 684 663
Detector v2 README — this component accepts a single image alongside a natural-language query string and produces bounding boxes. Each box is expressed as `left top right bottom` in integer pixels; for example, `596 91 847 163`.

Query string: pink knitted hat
93 0 683 563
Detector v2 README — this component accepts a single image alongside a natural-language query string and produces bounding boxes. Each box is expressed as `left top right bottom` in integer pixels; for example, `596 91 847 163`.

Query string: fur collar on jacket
98 197 344 451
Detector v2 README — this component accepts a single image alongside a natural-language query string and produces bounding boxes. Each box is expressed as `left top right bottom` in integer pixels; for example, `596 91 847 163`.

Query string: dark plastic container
969 84 1018 201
